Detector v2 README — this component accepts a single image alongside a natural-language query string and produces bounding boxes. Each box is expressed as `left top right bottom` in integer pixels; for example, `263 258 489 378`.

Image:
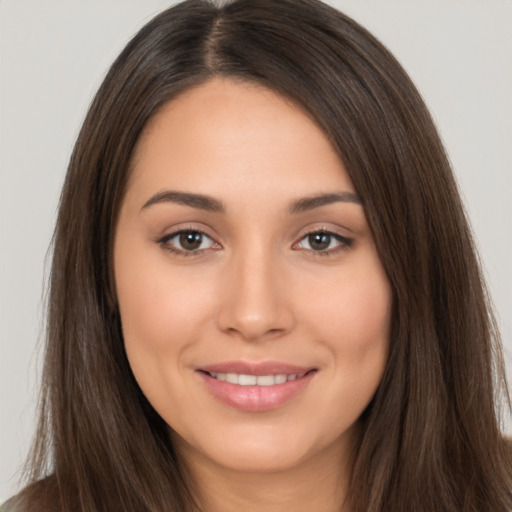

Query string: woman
3 0 511 510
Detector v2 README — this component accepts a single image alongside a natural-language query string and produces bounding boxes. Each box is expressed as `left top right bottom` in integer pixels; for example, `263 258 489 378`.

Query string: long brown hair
9 0 511 510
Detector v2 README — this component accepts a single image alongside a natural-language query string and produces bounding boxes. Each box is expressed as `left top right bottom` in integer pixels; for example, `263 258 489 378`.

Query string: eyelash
157 228 217 258
157 228 353 258
293 229 353 257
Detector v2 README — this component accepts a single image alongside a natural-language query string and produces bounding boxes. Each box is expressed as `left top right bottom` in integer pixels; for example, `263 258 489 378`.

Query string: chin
171 421 352 476
216 445 308 473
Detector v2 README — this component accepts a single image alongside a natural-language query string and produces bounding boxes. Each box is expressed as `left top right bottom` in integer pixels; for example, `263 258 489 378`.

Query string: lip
198 360 314 376
196 360 317 412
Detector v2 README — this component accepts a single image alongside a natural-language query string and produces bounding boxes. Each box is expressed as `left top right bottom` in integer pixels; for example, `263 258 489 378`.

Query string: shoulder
1 475 59 512
1 495 24 512
0 499 18 512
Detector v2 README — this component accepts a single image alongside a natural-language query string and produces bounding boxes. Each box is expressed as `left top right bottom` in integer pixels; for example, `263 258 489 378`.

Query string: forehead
126 77 354 207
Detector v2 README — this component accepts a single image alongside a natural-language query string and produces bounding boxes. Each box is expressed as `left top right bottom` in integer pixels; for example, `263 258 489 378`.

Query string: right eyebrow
289 191 362 213
141 190 226 213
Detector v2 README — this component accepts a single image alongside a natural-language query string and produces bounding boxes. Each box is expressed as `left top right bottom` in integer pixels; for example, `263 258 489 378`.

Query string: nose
215 248 296 342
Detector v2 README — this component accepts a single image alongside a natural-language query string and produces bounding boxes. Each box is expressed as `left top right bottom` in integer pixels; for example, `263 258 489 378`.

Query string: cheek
118 276 209 351
304 255 392 385
114 243 217 399
323 272 391 424
115 240 215 346
307 257 391 338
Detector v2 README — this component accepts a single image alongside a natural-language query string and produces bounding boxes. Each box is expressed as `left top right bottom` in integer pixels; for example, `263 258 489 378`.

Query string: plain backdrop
1 0 511 501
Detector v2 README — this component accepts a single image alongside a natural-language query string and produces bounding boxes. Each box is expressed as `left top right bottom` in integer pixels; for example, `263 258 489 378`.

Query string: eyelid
156 226 221 256
292 227 353 255
155 224 353 258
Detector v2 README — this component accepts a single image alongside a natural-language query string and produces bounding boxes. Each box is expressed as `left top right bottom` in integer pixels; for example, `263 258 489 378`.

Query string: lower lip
197 371 316 412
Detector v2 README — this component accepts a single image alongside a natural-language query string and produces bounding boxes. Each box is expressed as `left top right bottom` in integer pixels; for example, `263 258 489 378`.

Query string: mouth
200 369 314 386
196 363 317 411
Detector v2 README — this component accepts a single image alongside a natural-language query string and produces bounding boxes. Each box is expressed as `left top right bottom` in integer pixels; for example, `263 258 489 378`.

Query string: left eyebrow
289 192 362 214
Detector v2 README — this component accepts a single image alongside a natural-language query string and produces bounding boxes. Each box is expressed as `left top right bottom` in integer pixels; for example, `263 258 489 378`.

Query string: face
114 78 391 476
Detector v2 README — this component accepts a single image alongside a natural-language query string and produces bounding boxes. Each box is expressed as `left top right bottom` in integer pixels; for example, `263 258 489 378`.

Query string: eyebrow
141 189 361 214
289 191 362 213
142 190 226 213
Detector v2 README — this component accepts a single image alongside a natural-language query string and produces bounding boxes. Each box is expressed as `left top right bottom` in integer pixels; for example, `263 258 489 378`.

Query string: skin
114 78 392 512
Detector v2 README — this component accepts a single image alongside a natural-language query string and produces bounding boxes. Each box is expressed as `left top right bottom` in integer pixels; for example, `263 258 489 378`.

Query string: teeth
274 374 287 384
208 372 304 385
238 374 257 385
256 375 275 386
226 373 239 384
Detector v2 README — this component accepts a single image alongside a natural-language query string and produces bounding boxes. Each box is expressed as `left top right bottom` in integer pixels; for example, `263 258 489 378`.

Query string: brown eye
179 231 204 251
295 231 352 253
159 230 216 253
308 233 332 251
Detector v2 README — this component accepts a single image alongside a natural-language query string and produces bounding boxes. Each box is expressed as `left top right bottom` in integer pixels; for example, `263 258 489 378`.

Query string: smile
206 372 308 386
197 365 317 411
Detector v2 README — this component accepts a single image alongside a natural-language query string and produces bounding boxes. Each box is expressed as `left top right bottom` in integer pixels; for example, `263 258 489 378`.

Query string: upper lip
197 360 315 376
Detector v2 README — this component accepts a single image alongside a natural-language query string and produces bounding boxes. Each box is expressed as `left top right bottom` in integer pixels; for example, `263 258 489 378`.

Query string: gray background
1 0 511 501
